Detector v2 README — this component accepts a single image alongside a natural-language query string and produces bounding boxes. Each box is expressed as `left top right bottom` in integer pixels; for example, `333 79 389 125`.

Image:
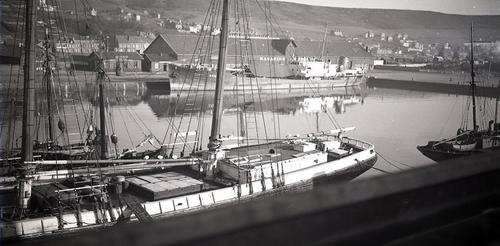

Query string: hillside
85 0 499 43
14 0 500 45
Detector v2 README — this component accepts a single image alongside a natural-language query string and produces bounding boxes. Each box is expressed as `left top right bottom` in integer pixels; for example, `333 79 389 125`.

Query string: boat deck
224 142 315 163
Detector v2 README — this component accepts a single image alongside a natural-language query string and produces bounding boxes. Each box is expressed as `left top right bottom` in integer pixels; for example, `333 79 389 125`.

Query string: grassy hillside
61 0 500 44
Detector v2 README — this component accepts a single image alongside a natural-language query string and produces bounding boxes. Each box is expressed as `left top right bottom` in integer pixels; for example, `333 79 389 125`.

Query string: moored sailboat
417 23 500 162
0 0 376 240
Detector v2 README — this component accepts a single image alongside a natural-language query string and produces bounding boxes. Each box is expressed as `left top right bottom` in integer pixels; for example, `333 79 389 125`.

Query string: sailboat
0 0 376 240
417 24 500 162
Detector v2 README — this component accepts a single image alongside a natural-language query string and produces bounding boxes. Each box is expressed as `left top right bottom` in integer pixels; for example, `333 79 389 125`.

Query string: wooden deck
127 172 205 200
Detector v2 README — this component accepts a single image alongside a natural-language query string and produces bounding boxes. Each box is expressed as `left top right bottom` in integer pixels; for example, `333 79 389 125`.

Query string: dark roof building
143 33 297 76
143 35 178 60
294 40 373 59
145 34 296 64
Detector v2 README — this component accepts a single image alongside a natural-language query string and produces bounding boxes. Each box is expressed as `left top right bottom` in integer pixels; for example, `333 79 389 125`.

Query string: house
142 53 176 72
142 35 178 72
376 47 394 55
88 8 97 16
110 35 154 53
294 40 375 70
175 21 183 30
89 51 143 72
54 38 103 54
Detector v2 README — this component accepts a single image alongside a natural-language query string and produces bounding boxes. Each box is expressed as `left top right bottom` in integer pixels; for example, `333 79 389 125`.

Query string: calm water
1 80 498 179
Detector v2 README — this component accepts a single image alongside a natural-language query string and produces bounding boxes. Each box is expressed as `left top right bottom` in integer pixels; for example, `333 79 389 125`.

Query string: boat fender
58 119 65 131
111 134 118 144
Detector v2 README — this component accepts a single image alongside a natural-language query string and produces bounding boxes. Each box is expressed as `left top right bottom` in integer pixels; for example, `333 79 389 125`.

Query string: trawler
0 0 376 240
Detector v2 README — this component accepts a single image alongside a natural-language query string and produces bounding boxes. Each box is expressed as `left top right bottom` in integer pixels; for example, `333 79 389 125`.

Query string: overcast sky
277 0 500 15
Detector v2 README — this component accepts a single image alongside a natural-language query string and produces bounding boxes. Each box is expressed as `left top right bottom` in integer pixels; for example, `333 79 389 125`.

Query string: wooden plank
138 176 162 184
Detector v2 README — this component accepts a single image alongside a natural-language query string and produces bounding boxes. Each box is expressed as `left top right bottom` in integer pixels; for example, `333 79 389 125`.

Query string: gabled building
142 35 178 73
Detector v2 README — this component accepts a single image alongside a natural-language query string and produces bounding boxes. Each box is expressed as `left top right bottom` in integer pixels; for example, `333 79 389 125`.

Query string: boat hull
417 144 500 162
170 71 366 91
0 143 377 240
416 145 471 162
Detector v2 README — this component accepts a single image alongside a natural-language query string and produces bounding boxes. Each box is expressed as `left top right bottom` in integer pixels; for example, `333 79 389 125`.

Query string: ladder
119 196 153 223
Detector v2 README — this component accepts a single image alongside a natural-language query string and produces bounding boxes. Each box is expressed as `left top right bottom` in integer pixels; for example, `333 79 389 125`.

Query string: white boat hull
170 73 366 91
0 138 376 239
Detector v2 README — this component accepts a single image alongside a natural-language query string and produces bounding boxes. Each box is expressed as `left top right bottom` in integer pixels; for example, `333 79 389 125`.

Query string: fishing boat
417 24 500 162
0 0 376 240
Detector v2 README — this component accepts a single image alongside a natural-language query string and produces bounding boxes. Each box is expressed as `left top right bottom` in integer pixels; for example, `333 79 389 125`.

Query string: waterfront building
143 33 296 76
89 51 143 72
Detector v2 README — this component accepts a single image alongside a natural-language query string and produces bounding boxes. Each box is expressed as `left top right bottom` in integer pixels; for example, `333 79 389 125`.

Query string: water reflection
3 78 495 178
144 85 365 117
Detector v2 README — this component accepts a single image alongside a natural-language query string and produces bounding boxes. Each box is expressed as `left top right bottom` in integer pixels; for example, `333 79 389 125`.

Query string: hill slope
63 0 500 44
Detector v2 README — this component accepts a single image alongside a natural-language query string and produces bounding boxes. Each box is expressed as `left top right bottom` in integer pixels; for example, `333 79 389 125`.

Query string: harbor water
1 78 497 179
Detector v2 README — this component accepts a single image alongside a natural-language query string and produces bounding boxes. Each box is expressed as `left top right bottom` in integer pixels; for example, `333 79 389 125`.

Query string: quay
367 70 500 98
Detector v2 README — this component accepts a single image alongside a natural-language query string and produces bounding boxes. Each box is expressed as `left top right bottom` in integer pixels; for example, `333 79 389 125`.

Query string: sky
278 0 500 15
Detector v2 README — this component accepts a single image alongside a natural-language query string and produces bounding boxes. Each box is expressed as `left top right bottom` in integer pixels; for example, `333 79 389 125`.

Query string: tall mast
208 0 229 150
18 0 37 216
470 22 477 131
495 96 499 126
97 59 108 159
320 23 328 60
44 28 55 142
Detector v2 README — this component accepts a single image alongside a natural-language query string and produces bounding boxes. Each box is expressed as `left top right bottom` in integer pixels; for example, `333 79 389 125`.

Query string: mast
320 23 328 60
470 22 477 131
97 59 108 159
208 0 229 151
495 96 499 126
44 28 55 142
18 0 37 216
